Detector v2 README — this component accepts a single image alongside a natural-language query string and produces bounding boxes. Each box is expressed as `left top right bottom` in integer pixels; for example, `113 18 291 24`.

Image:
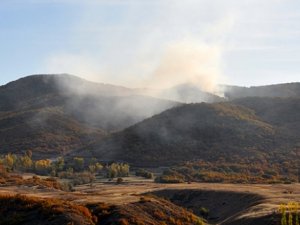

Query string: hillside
0 74 178 157
0 194 95 225
2 74 300 164
0 108 104 157
84 102 280 166
223 82 300 99
88 197 206 225
0 74 179 130
0 194 205 225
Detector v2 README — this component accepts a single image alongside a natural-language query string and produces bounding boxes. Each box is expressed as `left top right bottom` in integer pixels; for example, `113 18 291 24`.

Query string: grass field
0 175 299 224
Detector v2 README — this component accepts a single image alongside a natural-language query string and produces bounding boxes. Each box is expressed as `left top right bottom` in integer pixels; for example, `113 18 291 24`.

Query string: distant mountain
0 74 179 156
223 83 300 99
82 102 282 166
0 74 136 111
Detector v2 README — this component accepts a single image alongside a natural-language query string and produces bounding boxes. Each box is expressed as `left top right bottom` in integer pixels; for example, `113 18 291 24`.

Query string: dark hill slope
86 103 276 166
89 197 205 225
0 74 134 112
0 108 104 157
233 97 300 125
224 82 300 99
233 97 300 141
0 74 178 156
0 75 178 131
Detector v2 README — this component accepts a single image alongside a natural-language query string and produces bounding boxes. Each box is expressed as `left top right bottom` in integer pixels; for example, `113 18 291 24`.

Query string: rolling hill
0 194 206 225
0 74 179 157
82 102 283 166
0 108 104 157
1 74 300 167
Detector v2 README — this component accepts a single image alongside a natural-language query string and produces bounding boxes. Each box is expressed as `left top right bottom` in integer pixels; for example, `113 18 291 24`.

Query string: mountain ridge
0 74 179 157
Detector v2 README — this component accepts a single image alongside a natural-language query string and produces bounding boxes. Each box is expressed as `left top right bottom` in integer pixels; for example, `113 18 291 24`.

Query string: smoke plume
145 41 222 93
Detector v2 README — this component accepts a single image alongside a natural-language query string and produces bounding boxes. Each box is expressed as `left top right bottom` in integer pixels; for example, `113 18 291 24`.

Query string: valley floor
0 176 299 224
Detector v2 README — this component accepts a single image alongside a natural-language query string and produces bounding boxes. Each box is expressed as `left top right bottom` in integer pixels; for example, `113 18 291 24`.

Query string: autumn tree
18 155 33 171
3 153 17 171
35 159 52 175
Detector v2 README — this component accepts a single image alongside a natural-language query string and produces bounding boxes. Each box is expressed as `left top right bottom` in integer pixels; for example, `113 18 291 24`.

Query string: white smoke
146 40 223 93
43 0 236 93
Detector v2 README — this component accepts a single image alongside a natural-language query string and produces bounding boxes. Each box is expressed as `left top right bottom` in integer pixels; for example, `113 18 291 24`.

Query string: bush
155 175 185 183
199 207 209 218
72 157 85 172
135 169 154 179
116 177 123 184
155 169 185 183
72 172 95 185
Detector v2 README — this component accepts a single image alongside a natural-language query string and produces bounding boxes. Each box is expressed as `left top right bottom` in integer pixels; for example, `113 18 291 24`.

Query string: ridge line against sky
0 0 300 88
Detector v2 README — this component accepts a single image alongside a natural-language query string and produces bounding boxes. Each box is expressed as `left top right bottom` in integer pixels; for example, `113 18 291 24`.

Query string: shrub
135 169 154 179
155 175 184 183
116 177 123 184
72 172 95 185
72 157 85 172
199 207 209 219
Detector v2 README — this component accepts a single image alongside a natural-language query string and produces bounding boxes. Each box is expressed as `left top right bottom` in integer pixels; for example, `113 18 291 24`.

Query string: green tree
53 157 65 172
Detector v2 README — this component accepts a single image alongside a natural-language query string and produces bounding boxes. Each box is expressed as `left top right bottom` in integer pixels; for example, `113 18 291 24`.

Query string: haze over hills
1 74 300 164
77 98 299 184
80 102 279 166
0 74 179 156
139 82 300 103
153 83 225 103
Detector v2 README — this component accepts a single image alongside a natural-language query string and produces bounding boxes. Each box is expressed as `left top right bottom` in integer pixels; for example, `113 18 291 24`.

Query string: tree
35 159 52 175
119 163 130 177
19 155 33 171
89 162 103 174
53 157 64 172
3 153 17 171
25 150 32 158
107 163 130 178
107 164 117 178
73 157 84 171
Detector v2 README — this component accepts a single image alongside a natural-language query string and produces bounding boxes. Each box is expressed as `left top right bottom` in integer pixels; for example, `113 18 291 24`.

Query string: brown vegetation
0 194 94 225
156 159 298 184
87 196 206 225
0 193 206 225
0 174 71 191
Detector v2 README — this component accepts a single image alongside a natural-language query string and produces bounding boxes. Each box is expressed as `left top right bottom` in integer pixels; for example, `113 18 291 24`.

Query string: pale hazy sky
1 0 300 87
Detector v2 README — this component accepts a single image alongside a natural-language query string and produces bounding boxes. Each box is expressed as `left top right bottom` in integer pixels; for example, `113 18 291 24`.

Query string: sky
1 0 300 88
